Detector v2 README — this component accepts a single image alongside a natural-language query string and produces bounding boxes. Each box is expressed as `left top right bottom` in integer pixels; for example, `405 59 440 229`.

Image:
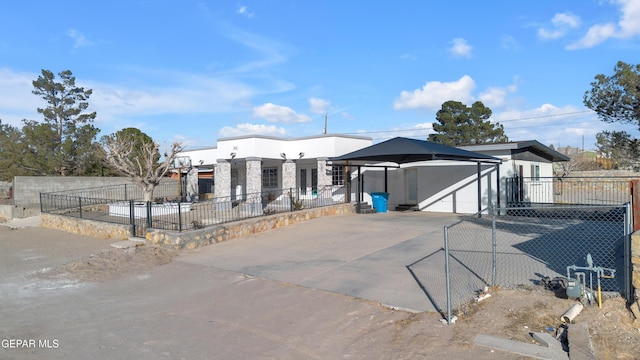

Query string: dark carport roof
331 137 501 164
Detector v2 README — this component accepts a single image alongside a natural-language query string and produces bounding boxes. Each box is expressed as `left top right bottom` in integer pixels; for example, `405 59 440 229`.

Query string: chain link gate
442 204 631 324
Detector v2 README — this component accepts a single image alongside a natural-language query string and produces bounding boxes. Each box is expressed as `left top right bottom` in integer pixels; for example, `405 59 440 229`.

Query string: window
530 164 540 181
262 168 278 188
332 165 345 185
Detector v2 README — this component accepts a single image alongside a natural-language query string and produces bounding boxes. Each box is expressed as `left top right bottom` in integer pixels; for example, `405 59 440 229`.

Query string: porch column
317 157 332 187
317 157 332 205
186 167 199 202
246 157 262 215
282 159 296 195
215 159 231 211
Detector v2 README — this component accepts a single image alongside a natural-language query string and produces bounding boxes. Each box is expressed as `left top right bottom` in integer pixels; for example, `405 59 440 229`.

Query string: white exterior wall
509 159 555 204
179 135 372 165
360 162 499 214
177 135 372 202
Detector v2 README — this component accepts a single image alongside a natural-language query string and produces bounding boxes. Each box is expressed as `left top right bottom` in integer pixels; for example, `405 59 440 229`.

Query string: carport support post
496 164 501 212
384 167 388 193
356 166 361 213
477 162 482 217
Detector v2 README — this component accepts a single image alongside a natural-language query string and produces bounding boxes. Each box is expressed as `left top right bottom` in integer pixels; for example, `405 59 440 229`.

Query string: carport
331 137 502 214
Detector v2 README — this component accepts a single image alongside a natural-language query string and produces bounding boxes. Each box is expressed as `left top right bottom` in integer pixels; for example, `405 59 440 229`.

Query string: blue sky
1 1 639 151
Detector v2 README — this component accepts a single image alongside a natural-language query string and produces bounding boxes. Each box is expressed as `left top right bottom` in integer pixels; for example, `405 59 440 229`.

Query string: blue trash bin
370 192 389 213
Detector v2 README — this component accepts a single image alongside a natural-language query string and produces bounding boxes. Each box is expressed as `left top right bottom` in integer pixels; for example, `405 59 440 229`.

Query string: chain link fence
436 204 631 323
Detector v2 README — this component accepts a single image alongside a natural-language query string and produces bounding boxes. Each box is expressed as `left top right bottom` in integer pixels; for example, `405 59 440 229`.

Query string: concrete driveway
1 212 518 360
183 211 460 312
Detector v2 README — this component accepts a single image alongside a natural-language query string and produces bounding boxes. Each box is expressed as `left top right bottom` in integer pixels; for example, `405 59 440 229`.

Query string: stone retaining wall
146 203 356 250
41 203 356 249
41 214 132 240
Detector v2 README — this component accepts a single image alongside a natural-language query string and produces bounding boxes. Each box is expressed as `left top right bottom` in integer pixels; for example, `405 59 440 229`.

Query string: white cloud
537 12 581 40
617 0 640 37
219 123 287 137
394 75 476 110
218 25 289 74
237 5 254 18
340 112 354 120
309 97 330 114
500 35 520 51
252 103 312 123
0 68 42 125
449 38 472 58
492 104 603 147
567 23 617 49
401 53 417 61
67 28 93 49
479 88 509 108
478 79 518 108
567 0 640 49
552 12 581 28
90 72 256 122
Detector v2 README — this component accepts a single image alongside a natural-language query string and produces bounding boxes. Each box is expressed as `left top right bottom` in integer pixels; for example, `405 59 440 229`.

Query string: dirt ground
2 222 640 359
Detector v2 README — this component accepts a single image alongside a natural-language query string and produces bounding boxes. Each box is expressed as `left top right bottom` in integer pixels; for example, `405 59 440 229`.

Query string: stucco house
177 134 372 207
179 135 568 215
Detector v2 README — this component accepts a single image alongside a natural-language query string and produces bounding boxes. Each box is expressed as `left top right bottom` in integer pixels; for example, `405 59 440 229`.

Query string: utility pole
323 113 328 134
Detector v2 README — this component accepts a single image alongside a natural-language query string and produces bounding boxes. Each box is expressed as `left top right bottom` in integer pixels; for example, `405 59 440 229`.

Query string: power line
342 110 597 136
494 110 592 123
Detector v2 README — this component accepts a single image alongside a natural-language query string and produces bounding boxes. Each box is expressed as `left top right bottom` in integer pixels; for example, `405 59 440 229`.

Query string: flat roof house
179 135 567 215
178 134 372 210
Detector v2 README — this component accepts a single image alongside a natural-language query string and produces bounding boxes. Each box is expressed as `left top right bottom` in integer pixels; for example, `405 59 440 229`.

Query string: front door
311 168 318 196
406 168 417 204
300 169 307 196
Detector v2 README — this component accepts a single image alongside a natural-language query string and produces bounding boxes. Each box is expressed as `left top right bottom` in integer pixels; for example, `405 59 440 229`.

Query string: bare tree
103 129 183 202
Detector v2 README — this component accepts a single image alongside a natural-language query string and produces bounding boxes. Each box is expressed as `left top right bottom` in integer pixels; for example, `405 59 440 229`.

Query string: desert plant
290 198 304 210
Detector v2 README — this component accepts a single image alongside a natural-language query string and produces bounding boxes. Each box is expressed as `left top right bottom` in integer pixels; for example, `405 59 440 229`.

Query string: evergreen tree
25 69 99 175
584 61 640 127
428 100 508 146
0 120 27 181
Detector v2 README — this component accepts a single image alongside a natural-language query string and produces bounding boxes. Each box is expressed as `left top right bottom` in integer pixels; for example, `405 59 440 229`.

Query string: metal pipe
444 225 452 325
477 162 482 217
624 202 632 304
491 203 497 286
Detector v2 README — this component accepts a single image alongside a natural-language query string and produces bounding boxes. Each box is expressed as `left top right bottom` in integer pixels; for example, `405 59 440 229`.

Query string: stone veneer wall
41 213 132 240
146 203 356 250
40 203 355 249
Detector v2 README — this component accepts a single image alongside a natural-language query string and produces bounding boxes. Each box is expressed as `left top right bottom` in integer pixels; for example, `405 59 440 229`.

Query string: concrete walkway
1 215 41 229
183 211 460 312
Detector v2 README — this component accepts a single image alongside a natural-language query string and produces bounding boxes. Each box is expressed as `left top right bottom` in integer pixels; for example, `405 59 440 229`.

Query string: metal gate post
178 202 182 231
146 201 152 229
444 225 452 324
129 200 135 237
491 204 497 286
625 202 633 304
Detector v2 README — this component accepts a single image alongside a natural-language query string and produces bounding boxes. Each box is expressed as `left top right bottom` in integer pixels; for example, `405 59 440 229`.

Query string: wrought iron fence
506 176 633 205
40 185 347 235
41 181 181 202
440 204 631 324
